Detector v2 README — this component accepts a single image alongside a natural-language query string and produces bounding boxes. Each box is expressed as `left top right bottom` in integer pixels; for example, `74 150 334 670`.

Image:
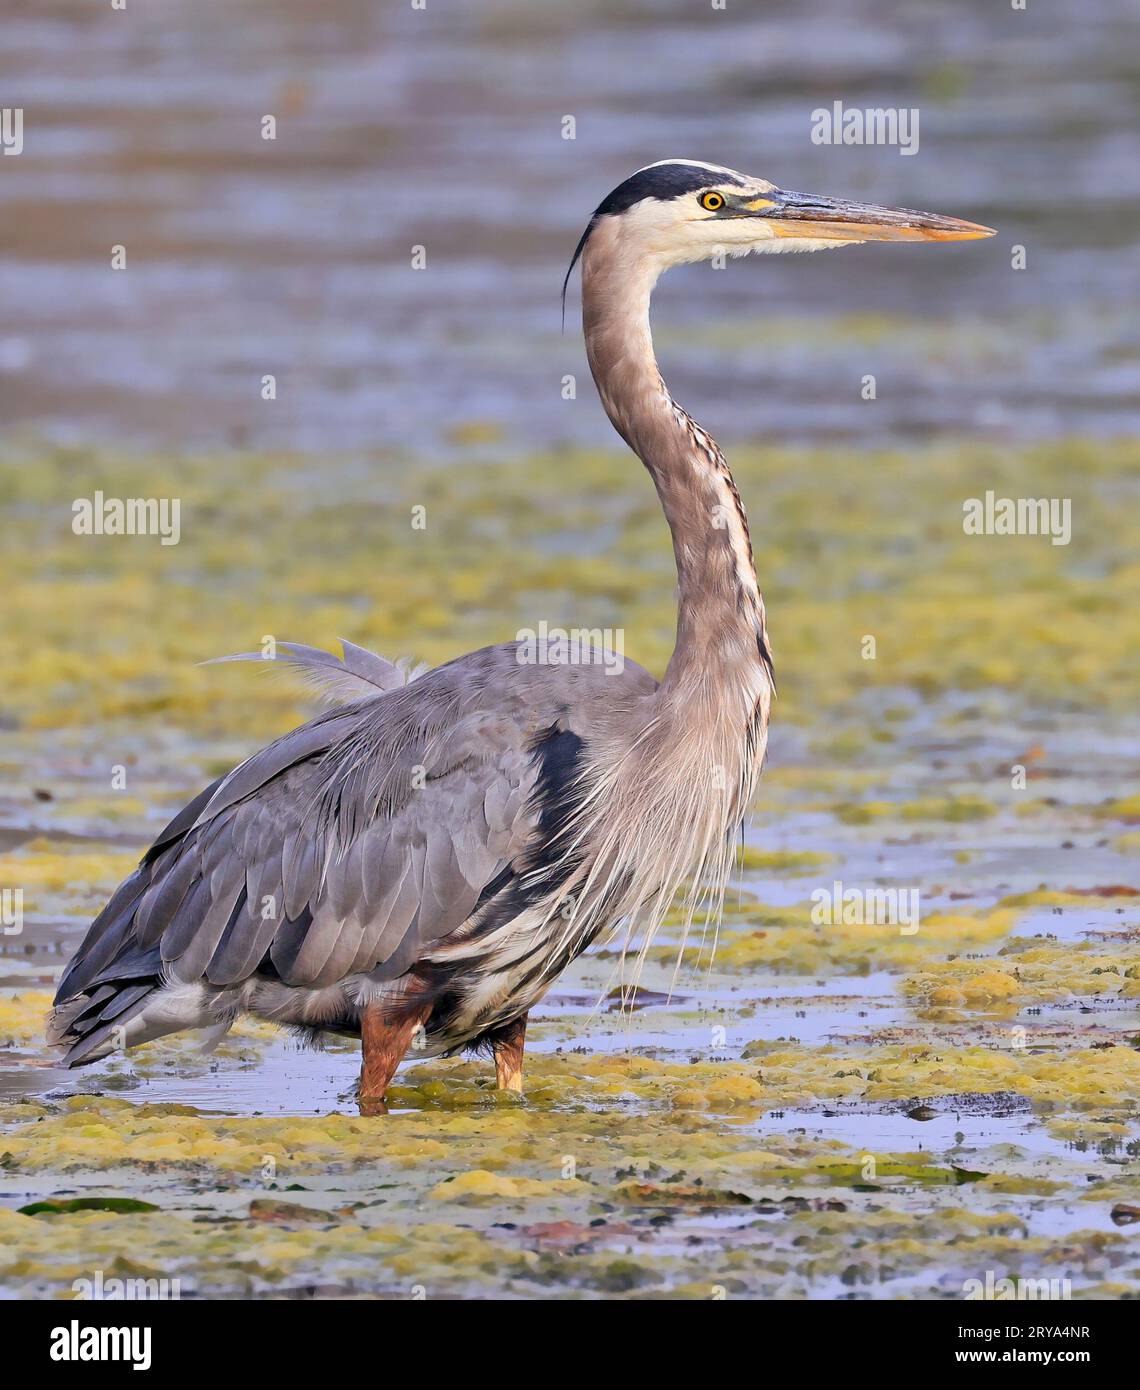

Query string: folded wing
51 669 542 1064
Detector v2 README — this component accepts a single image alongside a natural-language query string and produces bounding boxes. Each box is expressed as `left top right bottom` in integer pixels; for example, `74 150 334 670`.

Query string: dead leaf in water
1065 884 1140 898
615 1181 751 1207
248 1198 331 1224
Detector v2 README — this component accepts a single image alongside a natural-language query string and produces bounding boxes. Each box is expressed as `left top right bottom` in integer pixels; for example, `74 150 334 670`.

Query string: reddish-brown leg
492 1013 527 1094
359 1000 432 1116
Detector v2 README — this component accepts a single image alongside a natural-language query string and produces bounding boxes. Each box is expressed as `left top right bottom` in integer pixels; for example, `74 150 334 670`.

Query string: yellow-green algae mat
1 439 1140 1298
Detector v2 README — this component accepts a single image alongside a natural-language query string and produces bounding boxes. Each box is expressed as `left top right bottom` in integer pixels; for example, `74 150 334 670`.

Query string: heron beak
743 189 995 243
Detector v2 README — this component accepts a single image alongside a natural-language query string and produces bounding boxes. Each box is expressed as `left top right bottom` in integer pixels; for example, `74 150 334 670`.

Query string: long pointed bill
746 189 995 243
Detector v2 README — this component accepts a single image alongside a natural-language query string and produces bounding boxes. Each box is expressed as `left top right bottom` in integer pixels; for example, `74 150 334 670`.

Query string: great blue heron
49 160 992 1111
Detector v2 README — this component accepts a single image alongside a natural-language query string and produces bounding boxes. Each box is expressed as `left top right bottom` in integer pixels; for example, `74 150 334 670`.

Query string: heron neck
581 247 772 711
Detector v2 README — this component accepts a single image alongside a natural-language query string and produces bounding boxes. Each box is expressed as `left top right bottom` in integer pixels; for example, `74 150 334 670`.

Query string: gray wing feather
483 778 510 831
134 851 198 947
203 640 419 706
282 828 320 921
267 908 312 982
370 859 421 970
193 711 352 830
156 874 212 964
56 871 150 996
54 640 660 1035
179 706 534 990
326 836 364 921
165 854 245 981
453 827 498 890
208 886 278 986
287 901 361 987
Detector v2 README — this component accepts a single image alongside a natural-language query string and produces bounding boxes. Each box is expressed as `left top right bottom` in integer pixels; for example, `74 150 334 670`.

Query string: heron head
565 158 994 300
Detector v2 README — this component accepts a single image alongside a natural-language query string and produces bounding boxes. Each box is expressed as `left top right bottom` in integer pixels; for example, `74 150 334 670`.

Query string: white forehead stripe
634 158 744 180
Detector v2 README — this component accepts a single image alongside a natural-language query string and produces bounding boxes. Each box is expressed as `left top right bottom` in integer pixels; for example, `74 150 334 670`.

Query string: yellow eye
700 191 724 212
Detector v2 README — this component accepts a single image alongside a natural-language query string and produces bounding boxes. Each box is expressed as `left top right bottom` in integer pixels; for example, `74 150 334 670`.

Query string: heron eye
700 191 725 212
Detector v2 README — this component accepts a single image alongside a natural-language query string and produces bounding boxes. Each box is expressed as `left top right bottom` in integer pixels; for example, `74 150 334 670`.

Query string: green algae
833 796 996 826
1 1082 1136 1298
2 436 1140 1297
19 1196 159 1216
2 437 1139 735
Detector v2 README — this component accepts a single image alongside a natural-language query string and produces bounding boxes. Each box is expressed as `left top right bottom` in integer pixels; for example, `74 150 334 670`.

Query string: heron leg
492 1013 527 1094
358 999 431 1117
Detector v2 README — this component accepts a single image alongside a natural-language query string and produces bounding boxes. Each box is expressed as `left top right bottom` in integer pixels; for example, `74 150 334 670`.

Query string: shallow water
3 687 1139 1297
1 0 1139 455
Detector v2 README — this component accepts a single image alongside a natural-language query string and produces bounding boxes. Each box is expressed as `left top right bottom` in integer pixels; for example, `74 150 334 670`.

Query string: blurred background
1 0 1138 456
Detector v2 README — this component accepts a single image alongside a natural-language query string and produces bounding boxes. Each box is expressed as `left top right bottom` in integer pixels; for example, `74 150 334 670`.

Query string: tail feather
51 922 166 1067
55 984 157 1066
47 979 158 1066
